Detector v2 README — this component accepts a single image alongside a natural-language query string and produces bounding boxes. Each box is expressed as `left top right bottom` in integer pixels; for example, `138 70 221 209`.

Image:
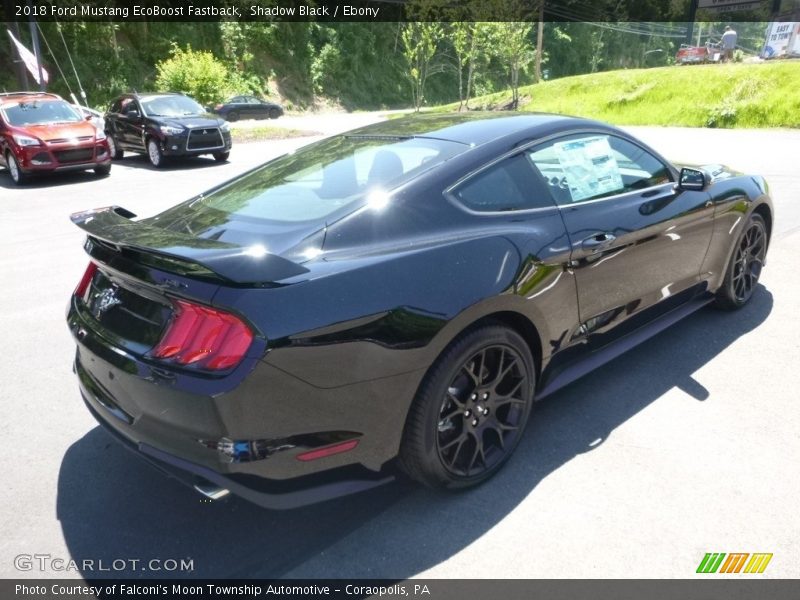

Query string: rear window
1 100 82 126
160 135 466 225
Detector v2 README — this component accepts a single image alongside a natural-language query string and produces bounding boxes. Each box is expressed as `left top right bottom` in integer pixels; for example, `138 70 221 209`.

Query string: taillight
150 299 254 371
74 262 98 299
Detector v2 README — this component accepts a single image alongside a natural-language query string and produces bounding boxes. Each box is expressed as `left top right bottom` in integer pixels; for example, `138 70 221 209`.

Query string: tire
107 135 123 160
213 151 230 162
6 152 28 185
713 213 767 310
147 138 164 168
398 324 535 489
227 111 239 122
94 163 111 177
269 108 280 119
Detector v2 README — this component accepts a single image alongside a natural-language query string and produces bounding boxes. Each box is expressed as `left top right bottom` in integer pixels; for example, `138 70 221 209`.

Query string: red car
676 42 722 65
0 92 111 185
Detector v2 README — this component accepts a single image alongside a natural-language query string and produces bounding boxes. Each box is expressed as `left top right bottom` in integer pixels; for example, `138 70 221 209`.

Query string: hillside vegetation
436 61 800 128
2 20 771 114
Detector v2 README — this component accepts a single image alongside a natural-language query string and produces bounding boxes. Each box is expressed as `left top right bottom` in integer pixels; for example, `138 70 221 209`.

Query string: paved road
1 121 798 580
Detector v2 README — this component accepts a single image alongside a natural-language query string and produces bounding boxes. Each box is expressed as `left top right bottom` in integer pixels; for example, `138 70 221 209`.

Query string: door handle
581 232 617 251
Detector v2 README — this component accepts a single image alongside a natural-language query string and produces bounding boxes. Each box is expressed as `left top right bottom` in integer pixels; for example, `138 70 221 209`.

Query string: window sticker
553 136 624 202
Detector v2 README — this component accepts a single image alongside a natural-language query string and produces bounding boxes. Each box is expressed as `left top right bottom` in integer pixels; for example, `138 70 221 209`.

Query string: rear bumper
67 295 409 508
79 381 394 510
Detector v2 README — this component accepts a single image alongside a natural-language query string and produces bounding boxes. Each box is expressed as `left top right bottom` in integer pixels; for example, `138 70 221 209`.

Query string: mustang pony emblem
93 286 122 318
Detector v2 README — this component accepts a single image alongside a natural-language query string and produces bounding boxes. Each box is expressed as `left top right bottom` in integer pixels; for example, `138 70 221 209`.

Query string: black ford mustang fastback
67 113 772 509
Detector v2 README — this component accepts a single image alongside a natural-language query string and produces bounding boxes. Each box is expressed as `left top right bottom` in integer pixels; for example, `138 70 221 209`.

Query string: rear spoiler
70 206 309 284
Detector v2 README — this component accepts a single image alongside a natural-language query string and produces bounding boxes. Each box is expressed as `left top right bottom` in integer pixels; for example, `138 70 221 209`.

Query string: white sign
762 22 799 57
791 24 800 56
553 137 624 203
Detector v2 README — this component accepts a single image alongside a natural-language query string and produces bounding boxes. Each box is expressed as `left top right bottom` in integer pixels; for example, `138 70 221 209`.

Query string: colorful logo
696 553 773 574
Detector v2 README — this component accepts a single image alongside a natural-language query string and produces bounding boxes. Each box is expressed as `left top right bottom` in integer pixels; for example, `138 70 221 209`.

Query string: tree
401 21 444 111
155 45 232 106
451 22 494 110
401 0 451 111
491 21 536 109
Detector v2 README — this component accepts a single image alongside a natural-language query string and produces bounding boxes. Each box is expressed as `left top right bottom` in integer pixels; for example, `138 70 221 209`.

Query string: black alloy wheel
399 325 535 489
714 213 767 310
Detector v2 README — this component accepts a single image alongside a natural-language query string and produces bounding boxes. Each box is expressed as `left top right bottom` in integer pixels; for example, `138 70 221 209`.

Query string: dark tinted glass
151 135 467 228
452 154 553 212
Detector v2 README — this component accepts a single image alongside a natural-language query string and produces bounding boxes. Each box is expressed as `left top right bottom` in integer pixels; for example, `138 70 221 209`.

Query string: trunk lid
70 205 310 360
71 206 311 285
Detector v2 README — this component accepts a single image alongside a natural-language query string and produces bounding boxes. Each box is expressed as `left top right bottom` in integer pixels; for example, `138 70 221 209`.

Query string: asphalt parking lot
1 119 798 579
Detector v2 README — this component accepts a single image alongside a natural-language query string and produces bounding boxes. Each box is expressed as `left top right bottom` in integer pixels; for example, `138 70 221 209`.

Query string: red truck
676 42 722 65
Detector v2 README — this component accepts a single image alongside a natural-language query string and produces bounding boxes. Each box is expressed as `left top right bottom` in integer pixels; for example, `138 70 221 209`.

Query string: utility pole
535 0 544 82
686 0 699 46
26 0 46 90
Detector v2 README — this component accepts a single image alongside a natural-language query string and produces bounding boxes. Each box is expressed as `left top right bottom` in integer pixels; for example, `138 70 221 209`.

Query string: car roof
124 92 184 99
0 92 64 108
345 112 599 147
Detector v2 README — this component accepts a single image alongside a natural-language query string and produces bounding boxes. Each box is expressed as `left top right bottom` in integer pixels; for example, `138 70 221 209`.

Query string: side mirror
678 167 709 191
85 115 93 121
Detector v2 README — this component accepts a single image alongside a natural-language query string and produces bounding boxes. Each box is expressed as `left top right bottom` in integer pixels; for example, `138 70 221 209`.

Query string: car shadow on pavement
57 287 773 579
112 154 228 172
0 169 108 190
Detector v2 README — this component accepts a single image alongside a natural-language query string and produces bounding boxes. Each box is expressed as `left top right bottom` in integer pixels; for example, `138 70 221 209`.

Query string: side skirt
536 295 714 400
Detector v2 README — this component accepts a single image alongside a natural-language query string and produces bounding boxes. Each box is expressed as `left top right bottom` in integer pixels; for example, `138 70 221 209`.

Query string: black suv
105 92 232 167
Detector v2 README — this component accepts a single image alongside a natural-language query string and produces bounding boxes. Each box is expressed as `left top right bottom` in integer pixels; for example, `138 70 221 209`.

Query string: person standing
721 26 738 62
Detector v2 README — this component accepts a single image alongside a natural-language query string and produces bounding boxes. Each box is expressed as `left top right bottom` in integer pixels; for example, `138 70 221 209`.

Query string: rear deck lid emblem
94 286 121 318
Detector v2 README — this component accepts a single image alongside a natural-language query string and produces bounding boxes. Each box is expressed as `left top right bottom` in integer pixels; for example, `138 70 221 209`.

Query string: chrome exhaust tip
193 481 231 501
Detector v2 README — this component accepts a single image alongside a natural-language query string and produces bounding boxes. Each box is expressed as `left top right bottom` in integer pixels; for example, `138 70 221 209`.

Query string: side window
451 153 553 213
230 96 244 103
527 134 672 205
119 98 135 113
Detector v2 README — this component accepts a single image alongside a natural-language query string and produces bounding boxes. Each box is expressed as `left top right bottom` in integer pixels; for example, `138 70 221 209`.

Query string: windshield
141 95 204 117
2 100 82 126
150 135 468 236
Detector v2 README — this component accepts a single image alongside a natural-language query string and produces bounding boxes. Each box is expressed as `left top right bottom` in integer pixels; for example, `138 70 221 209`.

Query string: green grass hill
434 61 800 129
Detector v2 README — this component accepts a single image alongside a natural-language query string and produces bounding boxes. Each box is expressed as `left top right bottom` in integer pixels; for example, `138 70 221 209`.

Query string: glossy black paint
104 92 232 159
67 113 773 507
211 95 284 121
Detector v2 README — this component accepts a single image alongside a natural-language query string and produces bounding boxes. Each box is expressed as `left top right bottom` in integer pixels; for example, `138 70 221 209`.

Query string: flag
6 29 49 85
